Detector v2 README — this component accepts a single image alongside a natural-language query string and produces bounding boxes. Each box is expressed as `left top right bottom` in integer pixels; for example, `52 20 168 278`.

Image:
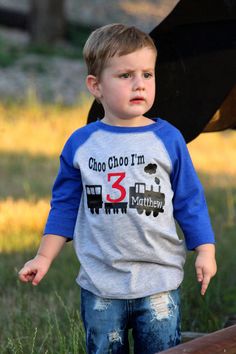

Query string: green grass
181 180 236 332
0 246 86 354
0 152 58 200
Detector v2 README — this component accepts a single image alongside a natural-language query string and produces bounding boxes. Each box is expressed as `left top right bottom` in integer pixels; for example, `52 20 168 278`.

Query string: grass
0 98 236 352
0 243 86 354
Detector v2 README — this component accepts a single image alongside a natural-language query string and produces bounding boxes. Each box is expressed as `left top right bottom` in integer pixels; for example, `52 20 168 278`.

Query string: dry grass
1 96 235 172
0 94 90 157
188 130 236 176
0 198 49 252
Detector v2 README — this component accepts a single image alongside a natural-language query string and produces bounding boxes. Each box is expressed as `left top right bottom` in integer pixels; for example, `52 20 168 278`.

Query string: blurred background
0 1 235 353
0 0 178 104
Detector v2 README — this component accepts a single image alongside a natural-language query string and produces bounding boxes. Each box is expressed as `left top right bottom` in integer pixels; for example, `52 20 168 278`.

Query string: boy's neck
101 116 155 127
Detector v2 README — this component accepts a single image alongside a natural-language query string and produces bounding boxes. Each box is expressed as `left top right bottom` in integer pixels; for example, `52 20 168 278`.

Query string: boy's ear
86 75 102 99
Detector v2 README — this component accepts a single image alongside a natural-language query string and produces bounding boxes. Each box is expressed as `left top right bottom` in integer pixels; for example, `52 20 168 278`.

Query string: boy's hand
18 254 51 286
195 244 217 296
18 234 66 286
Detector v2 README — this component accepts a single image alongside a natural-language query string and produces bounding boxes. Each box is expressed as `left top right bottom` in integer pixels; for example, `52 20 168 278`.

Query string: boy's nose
133 76 145 91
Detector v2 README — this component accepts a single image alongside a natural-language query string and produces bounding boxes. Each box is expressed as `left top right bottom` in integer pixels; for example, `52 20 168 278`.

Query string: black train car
85 185 103 214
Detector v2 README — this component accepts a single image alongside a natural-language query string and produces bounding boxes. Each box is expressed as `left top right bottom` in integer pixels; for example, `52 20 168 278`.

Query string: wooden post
159 325 236 354
30 0 65 45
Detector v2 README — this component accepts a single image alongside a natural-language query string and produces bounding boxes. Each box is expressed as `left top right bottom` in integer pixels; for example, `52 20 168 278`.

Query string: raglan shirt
44 118 215 299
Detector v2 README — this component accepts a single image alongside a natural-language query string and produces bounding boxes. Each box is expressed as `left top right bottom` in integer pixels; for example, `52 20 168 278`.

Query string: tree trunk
30 0 65 45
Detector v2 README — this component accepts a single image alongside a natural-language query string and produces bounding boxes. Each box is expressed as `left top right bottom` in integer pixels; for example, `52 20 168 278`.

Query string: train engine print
129 183 165 217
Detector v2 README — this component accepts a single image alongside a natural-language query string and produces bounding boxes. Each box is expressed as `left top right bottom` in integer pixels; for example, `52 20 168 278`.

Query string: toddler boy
19 24 217 354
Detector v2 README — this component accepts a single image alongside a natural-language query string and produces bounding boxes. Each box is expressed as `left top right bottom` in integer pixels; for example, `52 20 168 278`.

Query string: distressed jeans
80 288 181 354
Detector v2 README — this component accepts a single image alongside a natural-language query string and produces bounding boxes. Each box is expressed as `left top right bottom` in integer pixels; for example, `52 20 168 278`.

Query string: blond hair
83 23 157 79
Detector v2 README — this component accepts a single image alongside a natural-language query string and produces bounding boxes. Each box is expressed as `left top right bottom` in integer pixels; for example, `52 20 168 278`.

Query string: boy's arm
18 234 66 286
18 131 85 285
161 126 217 294
195 243 217 296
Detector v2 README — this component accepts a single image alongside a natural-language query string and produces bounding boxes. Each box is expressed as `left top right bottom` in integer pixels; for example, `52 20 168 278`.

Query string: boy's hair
83 23 157 79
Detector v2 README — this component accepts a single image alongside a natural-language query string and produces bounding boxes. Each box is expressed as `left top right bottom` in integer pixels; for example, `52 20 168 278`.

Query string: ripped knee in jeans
149 292 177 321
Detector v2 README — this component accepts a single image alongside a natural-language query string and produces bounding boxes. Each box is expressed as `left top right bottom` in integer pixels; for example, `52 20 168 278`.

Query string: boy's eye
119 73 131 79
143 72 153 78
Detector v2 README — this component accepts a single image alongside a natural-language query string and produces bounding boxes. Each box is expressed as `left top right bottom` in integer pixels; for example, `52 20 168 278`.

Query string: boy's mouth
130 97 145 103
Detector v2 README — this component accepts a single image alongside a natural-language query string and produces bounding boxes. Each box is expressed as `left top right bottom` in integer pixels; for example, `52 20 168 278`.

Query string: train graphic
85 182 165 217
85 185 103 214
129 183 165 217
85 185 127 214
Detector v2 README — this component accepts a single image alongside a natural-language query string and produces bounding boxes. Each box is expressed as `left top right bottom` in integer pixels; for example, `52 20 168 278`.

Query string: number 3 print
106 172 126 203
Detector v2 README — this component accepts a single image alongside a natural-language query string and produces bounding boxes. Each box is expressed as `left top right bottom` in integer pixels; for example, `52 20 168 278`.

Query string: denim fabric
81 288 181 354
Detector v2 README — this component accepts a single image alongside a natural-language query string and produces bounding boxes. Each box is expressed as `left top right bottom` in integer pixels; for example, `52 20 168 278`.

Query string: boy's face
95 47 156 124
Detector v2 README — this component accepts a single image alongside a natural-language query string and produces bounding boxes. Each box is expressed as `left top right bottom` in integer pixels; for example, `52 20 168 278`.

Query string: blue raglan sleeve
44 134 83 239
164 125 215 250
